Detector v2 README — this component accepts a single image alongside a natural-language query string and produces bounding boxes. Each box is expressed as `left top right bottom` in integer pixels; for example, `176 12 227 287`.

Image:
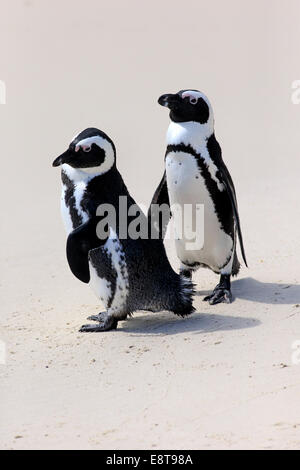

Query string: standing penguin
52 127 195 332
149 90 247 304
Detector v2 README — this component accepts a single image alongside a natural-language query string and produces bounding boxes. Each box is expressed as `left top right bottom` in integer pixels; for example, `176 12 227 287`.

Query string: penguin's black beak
52 149 72 167
158 93 180 109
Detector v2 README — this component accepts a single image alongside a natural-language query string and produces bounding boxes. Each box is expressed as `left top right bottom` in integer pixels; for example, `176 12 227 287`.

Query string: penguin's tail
168 274 196 317
140 239 196 317
232 250 241 277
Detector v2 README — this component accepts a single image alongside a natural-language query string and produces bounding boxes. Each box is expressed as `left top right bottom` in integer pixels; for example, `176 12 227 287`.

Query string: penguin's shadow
196 277 300 305
120 311 260 336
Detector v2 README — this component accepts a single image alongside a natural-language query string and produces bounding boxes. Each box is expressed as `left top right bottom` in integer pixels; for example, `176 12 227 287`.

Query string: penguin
52 127 195 332
149 90 247 304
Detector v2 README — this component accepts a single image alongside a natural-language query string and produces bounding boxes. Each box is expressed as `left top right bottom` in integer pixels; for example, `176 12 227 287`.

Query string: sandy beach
1 0 300 450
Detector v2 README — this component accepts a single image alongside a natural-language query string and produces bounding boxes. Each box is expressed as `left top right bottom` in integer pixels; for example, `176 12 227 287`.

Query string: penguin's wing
148 171 171 239
66 218 108 283
208 134 248 267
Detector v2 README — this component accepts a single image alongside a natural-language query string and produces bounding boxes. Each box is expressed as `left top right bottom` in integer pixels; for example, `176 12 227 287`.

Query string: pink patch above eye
182 91 194 99
75 144 90 152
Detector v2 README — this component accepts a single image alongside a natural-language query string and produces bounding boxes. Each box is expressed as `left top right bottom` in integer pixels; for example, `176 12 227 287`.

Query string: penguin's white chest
166 151 201 201
165 151 233 271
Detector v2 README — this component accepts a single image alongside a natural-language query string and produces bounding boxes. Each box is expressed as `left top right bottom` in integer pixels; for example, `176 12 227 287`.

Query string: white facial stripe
173 90 215 132
73 135 115 175
75 136 113 154
182 90 213 112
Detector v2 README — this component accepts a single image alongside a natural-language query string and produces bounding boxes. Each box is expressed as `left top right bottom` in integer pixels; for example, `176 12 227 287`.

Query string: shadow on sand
119 277 300 336
196 277 300 305
120 311 260 336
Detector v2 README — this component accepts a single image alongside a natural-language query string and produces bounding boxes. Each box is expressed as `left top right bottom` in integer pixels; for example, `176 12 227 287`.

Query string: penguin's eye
189 97 198 105
82 146 91 153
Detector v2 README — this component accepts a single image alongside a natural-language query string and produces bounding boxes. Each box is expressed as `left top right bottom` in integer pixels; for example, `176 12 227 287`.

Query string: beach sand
0 0 300 450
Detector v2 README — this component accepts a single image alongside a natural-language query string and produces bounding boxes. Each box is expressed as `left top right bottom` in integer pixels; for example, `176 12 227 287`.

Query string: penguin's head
52 128 116 174
158 89 214 126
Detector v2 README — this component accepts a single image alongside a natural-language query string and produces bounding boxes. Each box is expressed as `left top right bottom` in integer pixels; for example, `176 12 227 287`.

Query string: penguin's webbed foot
203 288 232 305
79 316 118 333
87 312 107 322
203 274 232 305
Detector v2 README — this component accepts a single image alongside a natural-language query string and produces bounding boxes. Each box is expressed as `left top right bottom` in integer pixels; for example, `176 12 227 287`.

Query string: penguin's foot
87 312 107 322
203 274 232 305
79 316 118 333
203 288 232 305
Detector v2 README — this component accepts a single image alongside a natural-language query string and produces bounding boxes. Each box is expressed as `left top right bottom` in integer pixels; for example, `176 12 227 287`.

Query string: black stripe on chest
165 143 234 237
61 170 84 229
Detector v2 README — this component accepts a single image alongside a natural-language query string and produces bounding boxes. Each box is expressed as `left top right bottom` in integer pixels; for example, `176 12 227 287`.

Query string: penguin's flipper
218 165 248 268
148 171 171 239
207 135 248 267
66 218 107 283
